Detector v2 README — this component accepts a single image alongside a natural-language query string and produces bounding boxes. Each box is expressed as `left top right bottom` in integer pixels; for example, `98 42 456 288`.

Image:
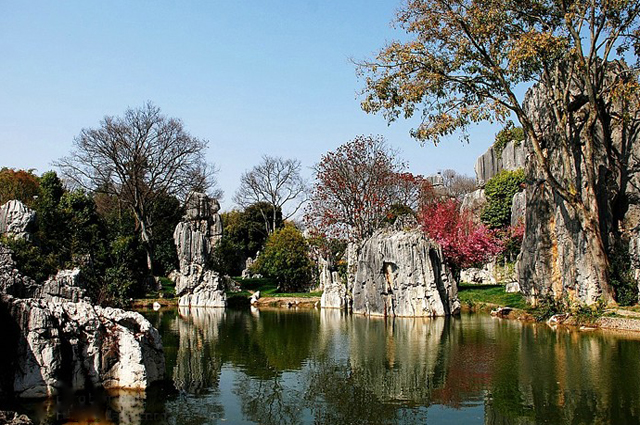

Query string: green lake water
17 307 640 424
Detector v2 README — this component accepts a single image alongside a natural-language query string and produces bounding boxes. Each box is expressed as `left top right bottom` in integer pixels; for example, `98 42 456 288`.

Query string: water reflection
19 308 640 424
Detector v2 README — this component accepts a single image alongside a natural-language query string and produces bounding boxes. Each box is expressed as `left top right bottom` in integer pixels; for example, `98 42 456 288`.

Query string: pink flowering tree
420 199 503 276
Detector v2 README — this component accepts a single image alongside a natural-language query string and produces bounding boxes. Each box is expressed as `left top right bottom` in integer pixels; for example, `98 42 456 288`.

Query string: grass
228 277 322 300
458 284 529 310
142 276 177 300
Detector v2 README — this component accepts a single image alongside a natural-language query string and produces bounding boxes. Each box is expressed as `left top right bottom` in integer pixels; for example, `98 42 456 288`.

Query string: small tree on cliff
358 0 640 302
305 135 426 240
56 102 218 275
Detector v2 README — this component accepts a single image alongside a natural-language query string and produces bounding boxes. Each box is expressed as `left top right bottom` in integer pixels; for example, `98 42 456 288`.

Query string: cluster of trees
1 114 524 299
357 0 640 300
1 103 220 305
0 168 181 305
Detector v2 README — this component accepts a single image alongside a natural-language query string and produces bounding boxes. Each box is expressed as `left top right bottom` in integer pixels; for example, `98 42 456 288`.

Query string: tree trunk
134 209 155 277
576 196 615 304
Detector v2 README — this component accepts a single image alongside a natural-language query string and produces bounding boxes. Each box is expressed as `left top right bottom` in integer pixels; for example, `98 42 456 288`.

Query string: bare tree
233 155 307 234
55 102 218 274
440 169 477 199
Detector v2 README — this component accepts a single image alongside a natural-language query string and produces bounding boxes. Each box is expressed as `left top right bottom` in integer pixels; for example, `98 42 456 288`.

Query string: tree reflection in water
60 307 640 425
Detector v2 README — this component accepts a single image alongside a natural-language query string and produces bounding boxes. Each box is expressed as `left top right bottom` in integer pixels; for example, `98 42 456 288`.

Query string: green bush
481 169 525 229
609 239 638 306
493 121 524 160
253 224 313 292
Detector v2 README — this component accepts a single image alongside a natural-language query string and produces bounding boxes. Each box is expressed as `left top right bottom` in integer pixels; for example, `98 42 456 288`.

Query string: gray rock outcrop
351 226 459 317
460 188 487 225
460 264 496 285
475 141 526 186
34 268 87 303
0 244 165 398
174 192 222 275
517 63 640 305
0 411 33 425
173 192 228 307
0 200 35 241
0 295 164 398
510 191 526 227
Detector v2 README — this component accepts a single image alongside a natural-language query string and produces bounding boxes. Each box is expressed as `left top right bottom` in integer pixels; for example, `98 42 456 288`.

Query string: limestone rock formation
0 295 164 398
517 64 640 305
0 245 39 297
475 141 526 186
350 227 459 317
460 265 496 285
0 411 33 425
320 281 349 309
35 268 87 303
0 200 35 241
177 271 227 307
174 192 222 275
510 191 526 227
173 192 228 307
0 244 165 398
460 188 487 225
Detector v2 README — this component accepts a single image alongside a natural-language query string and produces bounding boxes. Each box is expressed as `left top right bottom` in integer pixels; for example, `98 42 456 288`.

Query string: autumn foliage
306 135 434 240
420 199 502 270
0 168 40 206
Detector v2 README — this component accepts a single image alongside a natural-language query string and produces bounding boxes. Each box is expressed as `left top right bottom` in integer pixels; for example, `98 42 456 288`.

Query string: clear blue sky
0 0 500 211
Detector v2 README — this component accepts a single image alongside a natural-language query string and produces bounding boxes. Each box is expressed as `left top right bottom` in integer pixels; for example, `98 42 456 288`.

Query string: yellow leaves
507 30 567 73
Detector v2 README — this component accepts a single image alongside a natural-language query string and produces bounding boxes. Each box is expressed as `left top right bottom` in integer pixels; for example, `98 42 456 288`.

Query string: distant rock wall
475 140 526 186
350 226 459 317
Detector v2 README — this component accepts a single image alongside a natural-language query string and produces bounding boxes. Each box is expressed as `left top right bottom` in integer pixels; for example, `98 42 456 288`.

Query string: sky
0 0 501 212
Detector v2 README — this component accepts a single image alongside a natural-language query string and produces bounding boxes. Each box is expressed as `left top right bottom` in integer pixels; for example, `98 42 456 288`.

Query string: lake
15 307 640 424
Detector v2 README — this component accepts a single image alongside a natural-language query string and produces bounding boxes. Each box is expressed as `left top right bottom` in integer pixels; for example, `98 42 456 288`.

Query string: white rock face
460 189 487 225
351 227 460 317
505 282 521 293
0 200 36 240
178 271 226 307
474 141 526 186
320 282 348 309
460 265 497 285
173 192 227 308
0 244 165 398
1 295 164 398
36 268 86 302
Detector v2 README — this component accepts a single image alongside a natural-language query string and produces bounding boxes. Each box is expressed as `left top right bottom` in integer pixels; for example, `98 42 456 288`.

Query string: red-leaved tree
421 199 503 272
305 135 432 241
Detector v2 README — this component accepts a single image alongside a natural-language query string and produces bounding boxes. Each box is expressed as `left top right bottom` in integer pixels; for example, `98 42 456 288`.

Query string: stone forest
1 0 640 424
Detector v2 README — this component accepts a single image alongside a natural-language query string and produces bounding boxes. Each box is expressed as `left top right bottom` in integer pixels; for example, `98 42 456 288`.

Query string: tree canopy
234 155 306 234
358 0 640 302
305 135 429 240
56 102 218 274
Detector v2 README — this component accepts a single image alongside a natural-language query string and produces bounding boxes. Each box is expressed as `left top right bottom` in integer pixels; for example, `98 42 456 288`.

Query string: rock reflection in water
127 309 640 425
173 306 224 394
